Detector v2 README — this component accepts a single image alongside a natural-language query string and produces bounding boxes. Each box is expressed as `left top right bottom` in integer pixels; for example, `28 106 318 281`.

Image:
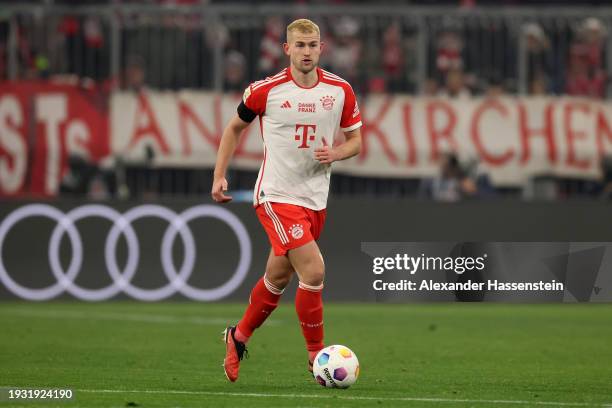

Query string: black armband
237 101 257 123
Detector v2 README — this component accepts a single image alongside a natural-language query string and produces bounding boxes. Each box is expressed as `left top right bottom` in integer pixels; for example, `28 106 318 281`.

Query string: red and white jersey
241 67 362 210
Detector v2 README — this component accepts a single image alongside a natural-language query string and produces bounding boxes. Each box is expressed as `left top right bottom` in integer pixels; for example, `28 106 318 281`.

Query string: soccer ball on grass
312 345 359 388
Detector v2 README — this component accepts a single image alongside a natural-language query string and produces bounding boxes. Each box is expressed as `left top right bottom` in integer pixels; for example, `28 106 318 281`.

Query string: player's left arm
314 128 362 164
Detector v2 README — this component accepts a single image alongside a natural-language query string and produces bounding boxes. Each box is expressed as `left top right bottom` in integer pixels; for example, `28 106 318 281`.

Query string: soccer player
211 18 362 382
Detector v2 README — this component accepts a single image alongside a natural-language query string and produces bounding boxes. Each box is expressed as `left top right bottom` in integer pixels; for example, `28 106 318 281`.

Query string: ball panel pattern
333 367 348 381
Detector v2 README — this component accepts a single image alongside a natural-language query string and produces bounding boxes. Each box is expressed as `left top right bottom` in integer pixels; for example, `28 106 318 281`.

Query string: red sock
295 281 324 355
236 276 283 342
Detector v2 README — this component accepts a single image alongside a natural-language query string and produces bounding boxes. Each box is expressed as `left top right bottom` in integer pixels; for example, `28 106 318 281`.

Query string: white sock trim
298 281 324 292
263 275 285 295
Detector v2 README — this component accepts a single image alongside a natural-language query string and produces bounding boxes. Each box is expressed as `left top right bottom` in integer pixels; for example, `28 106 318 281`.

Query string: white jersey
240 67 362 210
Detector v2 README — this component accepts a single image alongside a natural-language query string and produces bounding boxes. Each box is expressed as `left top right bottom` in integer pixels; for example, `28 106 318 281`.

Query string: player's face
284 31 322 74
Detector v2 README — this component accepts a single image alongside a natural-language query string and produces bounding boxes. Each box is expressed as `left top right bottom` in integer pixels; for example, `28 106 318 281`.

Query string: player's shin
235 275 283 343
295 281 325 362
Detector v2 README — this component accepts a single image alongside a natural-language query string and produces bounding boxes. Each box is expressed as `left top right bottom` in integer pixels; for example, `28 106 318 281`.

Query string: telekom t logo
295 124 316 149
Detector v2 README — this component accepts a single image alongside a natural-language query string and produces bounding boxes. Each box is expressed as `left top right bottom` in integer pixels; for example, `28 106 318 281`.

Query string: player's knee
265 265 293 288
301 267 325 287
268 272 292 289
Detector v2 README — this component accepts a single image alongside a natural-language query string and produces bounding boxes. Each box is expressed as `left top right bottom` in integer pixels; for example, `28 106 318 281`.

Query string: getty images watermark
371 252 564 292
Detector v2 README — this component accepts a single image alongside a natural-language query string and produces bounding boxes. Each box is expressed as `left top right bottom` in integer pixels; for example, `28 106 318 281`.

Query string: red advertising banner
112 91 612 186
0 82 109 196
4 85 612 197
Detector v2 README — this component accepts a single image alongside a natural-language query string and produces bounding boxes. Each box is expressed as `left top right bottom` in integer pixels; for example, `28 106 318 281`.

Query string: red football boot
222 326 248 382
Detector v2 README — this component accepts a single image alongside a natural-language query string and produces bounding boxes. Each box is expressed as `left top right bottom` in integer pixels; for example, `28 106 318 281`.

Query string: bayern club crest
320 95 335 111
289 224 304 239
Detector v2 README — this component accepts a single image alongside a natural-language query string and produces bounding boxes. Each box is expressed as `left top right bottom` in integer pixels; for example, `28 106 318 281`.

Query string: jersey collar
287 66 321 89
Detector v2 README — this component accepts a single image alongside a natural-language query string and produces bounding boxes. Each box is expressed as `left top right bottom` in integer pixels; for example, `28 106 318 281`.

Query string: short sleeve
242 83 267 116
340 85 363 132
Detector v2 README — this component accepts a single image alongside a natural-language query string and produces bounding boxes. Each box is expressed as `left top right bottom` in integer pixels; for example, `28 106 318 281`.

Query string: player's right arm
212 82 266 203
211 114 251 203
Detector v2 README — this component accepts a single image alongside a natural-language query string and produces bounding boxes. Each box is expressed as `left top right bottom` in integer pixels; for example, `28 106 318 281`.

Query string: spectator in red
83 17 103 49
436 28 463 76
258 16 284 77
58 15 79 76
566 17 607 99
382 22 405 92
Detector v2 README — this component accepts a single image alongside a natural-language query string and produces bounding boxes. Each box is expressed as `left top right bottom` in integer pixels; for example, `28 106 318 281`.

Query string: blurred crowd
0 4 610 99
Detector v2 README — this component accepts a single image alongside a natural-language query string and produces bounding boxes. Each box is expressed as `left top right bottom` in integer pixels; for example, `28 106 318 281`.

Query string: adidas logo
281 101 292 109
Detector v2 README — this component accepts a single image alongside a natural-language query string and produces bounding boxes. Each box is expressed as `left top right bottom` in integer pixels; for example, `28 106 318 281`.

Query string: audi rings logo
0 204 252 301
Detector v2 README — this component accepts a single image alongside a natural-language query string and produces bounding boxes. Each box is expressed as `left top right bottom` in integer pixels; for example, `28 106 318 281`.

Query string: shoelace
235 342 249 361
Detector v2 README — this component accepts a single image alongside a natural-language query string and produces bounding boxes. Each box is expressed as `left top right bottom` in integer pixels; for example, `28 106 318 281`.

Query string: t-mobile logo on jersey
295 124 317 149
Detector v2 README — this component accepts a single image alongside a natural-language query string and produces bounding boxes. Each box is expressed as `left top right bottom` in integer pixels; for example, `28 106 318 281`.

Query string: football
312 345 360 388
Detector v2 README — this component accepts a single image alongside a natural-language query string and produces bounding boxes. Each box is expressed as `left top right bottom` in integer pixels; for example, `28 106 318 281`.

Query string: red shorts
255 202 327 256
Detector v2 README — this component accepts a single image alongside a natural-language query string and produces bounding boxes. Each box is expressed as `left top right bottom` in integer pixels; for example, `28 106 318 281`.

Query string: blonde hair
286 18 320 41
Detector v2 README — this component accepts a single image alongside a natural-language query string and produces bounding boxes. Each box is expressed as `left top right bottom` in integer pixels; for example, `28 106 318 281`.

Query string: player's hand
314 146 339 164
211 177 232 203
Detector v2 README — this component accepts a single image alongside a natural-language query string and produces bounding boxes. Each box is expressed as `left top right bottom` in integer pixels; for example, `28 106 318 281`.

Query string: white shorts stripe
266 207 289 245
263 202 286 244
264 202 289 244
264 203 287 245
265 202 289 243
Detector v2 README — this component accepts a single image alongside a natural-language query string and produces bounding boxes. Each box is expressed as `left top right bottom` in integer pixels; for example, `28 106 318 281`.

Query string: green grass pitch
0 302 611 407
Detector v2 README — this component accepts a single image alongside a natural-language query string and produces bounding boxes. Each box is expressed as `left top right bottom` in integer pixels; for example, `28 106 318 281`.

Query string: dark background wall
1 199 611 302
